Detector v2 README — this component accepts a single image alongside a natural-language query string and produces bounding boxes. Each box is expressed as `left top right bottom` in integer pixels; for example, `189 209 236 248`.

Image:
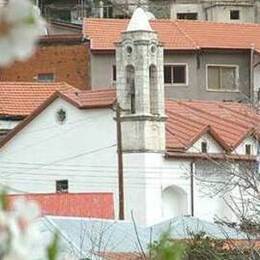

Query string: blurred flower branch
0 0 45 66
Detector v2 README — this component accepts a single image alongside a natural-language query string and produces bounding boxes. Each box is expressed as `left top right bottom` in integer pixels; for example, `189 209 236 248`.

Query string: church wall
0 96 237 225
123 152 237 225
123 153 192 225
0 98 118 198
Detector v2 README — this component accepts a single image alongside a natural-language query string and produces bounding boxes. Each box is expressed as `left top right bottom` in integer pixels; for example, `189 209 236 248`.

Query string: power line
2 116 110 155
0 160 183 170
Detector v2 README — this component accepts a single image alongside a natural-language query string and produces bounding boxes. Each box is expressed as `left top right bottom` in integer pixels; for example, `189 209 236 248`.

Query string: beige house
150 0 260 23
84 18 260 102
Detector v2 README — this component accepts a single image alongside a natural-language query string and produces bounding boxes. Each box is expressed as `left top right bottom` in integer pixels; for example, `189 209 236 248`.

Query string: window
149 65 158 115
201 142 207 153
104 4 113 18
177 13 198 20
164 65 187 85
126 65 135 113
207 65 238 91
245 144 251 155
230 10 240 20
112 65 116 81
37 73 54 83
56 180 68 193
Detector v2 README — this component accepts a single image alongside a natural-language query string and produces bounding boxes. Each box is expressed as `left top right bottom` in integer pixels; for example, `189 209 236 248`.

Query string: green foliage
149 230 186 260
183 232 243 260
47 233 59 260
240 218 260 237
0 190 8 210
149 231 258 260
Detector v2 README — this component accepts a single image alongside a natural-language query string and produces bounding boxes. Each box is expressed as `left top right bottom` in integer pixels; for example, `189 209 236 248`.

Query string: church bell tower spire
116 8 166 152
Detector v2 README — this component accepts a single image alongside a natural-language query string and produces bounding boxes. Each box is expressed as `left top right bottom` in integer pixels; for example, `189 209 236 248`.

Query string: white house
0 8 259 226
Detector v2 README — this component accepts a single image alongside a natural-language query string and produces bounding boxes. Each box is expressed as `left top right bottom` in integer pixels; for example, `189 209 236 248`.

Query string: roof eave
0 92 60 150
165 151 257 162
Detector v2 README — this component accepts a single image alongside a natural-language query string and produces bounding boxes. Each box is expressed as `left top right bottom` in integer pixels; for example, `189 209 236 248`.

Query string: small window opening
126 65 135 113
230 10 240 20
149 65 158 115
177 13 198 20
37 73 55 82
56 180 68 193
245 144 251 155
112 65 116 81
201 142 207 153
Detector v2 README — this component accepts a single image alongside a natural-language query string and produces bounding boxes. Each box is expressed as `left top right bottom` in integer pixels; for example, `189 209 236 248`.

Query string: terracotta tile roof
96 252 142 260
8 192 114 219
62 89 260 152
60 87 116 109
0 82 75 117
166 100 260 152
83 18 260 51
0 88 259 154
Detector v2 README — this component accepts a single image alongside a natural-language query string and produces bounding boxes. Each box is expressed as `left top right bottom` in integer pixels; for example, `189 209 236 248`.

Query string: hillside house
0 9 258 226
150 0 259 23
0 35 90 90
84 18 260 102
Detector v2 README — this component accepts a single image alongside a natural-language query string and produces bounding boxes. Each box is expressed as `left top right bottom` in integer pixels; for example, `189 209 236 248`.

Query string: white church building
0 8 259 226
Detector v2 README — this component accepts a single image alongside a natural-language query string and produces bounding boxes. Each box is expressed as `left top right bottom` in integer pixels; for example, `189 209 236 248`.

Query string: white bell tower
116 8 166 152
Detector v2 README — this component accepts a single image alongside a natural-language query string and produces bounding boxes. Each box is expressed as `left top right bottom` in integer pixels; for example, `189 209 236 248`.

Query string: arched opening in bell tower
149 64 158 115
126 65 135 113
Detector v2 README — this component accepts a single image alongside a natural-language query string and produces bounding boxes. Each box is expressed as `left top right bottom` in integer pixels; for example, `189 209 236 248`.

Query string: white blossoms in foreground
0 198 44 260
0 196 74 260
0 0 46 66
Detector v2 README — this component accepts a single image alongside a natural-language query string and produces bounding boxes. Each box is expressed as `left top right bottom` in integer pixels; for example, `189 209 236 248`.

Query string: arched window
126 65 135 113
162 185 188 219
149 65 158 115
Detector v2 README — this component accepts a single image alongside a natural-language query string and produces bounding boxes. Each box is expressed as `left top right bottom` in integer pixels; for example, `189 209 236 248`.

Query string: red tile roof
60 87 116 109
61 89 260 152
83 18 260 52
8 193 114 219
0 82 75 117
165 100 260 152
0 88 259 154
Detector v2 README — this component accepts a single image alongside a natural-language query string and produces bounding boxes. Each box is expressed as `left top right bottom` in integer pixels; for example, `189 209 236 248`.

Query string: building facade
150 0 260 23
0 35 90 90
0 9 258 226
84 18 260 102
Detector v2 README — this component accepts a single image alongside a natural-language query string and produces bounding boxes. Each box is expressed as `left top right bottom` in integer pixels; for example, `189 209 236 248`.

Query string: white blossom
0 0 46 67
0 194 77 260
0 196 49 260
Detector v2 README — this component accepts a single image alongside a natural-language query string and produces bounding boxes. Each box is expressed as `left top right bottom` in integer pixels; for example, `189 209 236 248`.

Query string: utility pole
116 102 124 220
250 44 255 103
190 161 195 217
